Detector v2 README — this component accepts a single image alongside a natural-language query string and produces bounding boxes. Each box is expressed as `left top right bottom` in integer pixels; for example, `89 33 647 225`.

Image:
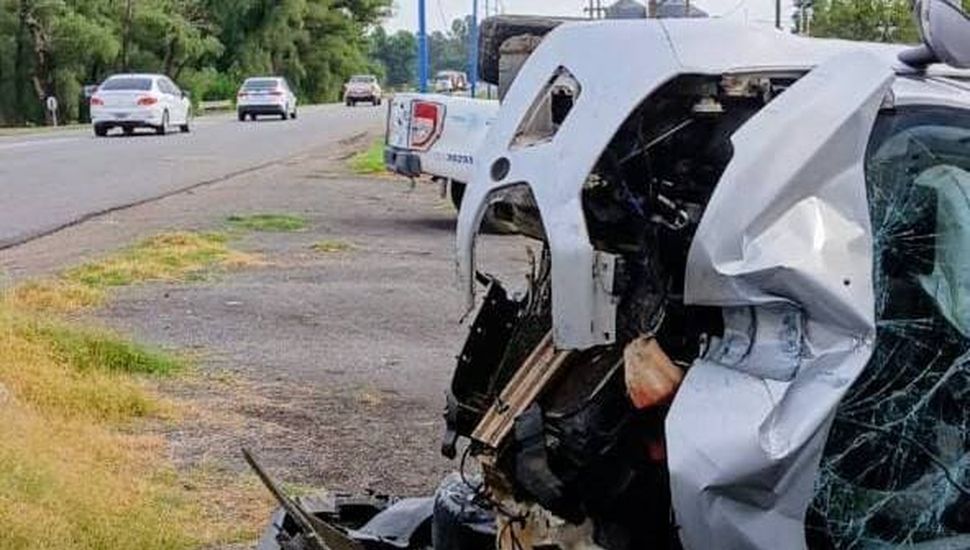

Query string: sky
386 0 797 33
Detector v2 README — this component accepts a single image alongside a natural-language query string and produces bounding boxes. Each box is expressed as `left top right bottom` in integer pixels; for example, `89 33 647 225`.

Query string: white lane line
0 136 83 151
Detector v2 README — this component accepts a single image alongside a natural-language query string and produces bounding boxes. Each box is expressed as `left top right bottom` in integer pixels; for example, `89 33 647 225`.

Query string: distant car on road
236 77 298 121
90 74 191 137
433 70 468 94
344 75 382 106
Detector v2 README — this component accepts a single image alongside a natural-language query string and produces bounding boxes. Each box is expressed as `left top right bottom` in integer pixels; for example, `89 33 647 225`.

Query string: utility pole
484 0 491 99
584 0 605 18
122 0 133 71
469 0 479 98
418 0 428 92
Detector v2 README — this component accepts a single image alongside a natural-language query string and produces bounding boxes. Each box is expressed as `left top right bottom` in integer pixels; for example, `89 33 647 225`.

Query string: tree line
369 16 473 89
0 0 390 125
804 0 970 43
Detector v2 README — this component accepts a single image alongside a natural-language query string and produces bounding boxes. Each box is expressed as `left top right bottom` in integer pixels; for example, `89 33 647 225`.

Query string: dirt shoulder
0 130 529 523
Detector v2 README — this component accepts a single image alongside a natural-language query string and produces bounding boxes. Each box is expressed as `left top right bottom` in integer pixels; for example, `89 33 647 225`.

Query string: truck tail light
90 96 104 106
137 96 158 106
410 100 445 151
269 90 283 96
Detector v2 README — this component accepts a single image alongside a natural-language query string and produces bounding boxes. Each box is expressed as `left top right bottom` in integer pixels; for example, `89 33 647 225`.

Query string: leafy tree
369 26 416 88
808 0 970 42
429 16 471 76
0 0 390 125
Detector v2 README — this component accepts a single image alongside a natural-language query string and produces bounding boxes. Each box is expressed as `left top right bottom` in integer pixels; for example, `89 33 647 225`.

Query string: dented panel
668 52 894 549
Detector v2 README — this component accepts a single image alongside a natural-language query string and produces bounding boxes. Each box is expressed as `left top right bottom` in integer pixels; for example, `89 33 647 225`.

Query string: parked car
237 77 298 121
90 74 191 137
344 75 382 106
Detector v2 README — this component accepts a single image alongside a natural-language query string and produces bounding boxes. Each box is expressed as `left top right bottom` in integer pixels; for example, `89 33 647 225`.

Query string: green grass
227 213 308 232
348 138 386 175
0 229 270 549
310 240 354 254
3 231 253 315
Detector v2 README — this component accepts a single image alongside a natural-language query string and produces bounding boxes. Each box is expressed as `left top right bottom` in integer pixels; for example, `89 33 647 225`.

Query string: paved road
0 104 384 248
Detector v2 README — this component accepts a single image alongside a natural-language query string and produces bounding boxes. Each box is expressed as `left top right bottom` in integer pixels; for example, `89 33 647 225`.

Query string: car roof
104 74 163 80
244 76 284 81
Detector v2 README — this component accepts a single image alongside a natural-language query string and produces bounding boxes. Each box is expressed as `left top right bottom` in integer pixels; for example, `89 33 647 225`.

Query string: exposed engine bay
442 73 798 549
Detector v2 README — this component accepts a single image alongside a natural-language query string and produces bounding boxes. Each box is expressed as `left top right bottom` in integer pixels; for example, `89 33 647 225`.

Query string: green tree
0 0 390 125
369 26 416 88
429 16 470 76
809 0 970 42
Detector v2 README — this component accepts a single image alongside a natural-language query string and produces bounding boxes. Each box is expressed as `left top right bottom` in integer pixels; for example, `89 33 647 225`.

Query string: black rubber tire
237 111 245 122
179 121 190 133
156 111 169 135
249 113 256 121
94 125 109 137
123 127 134 136
478 15 572 86
450 181 466 211
291 109 297 119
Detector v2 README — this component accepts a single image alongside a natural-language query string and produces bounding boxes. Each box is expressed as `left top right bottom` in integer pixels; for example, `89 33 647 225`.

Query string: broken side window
811 107 970 547
510 67 581 149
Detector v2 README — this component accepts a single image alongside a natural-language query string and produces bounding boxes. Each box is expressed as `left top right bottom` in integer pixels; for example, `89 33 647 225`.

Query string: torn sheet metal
667 52 894 549
456 19 904 351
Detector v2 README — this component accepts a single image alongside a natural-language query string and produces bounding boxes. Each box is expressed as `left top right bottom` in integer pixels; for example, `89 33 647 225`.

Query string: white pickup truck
384 93 498 208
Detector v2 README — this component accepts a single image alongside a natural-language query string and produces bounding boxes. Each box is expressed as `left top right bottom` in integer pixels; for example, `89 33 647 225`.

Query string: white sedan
90 74 191 137
236 77 298 121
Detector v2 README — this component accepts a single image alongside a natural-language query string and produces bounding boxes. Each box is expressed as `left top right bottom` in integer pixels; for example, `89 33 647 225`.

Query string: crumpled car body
456 18 970 549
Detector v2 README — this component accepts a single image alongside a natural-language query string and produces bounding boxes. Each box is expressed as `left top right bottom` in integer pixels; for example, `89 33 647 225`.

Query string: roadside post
419 0 429 93
469 0 479 98
46 95 59 127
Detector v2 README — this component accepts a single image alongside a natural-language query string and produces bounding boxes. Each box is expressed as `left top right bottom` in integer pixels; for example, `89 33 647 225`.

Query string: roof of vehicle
243 76 284 81
103 73 165 80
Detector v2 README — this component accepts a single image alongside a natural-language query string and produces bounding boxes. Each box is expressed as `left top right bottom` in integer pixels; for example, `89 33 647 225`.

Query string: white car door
167 78 189 124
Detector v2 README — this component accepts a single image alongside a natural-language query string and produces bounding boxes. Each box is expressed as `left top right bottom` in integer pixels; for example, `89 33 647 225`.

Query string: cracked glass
809 107 970 547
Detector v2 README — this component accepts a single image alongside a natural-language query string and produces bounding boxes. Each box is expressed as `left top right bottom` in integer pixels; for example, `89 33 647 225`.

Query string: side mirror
182 90 191 99
900 0 970 69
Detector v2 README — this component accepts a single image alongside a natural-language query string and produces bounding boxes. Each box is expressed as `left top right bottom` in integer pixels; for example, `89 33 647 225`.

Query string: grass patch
65 232 243 288
227 213 308 233
2 231 252 315
348 138 386 175
310 239 354 254
0 230 270 548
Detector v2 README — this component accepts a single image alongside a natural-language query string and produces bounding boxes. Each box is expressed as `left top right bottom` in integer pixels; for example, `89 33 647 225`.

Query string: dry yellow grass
2 231 254 315
0 231 270 549
310 239 354 254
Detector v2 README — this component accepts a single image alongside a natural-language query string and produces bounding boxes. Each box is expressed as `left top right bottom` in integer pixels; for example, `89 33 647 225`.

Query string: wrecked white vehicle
258 2 970 549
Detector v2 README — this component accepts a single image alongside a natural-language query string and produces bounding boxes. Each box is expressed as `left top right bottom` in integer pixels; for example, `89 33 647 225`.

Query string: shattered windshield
812 107 970 547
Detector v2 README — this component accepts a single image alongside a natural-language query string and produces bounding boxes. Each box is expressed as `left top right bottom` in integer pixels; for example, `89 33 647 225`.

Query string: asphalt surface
0 104 384 249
